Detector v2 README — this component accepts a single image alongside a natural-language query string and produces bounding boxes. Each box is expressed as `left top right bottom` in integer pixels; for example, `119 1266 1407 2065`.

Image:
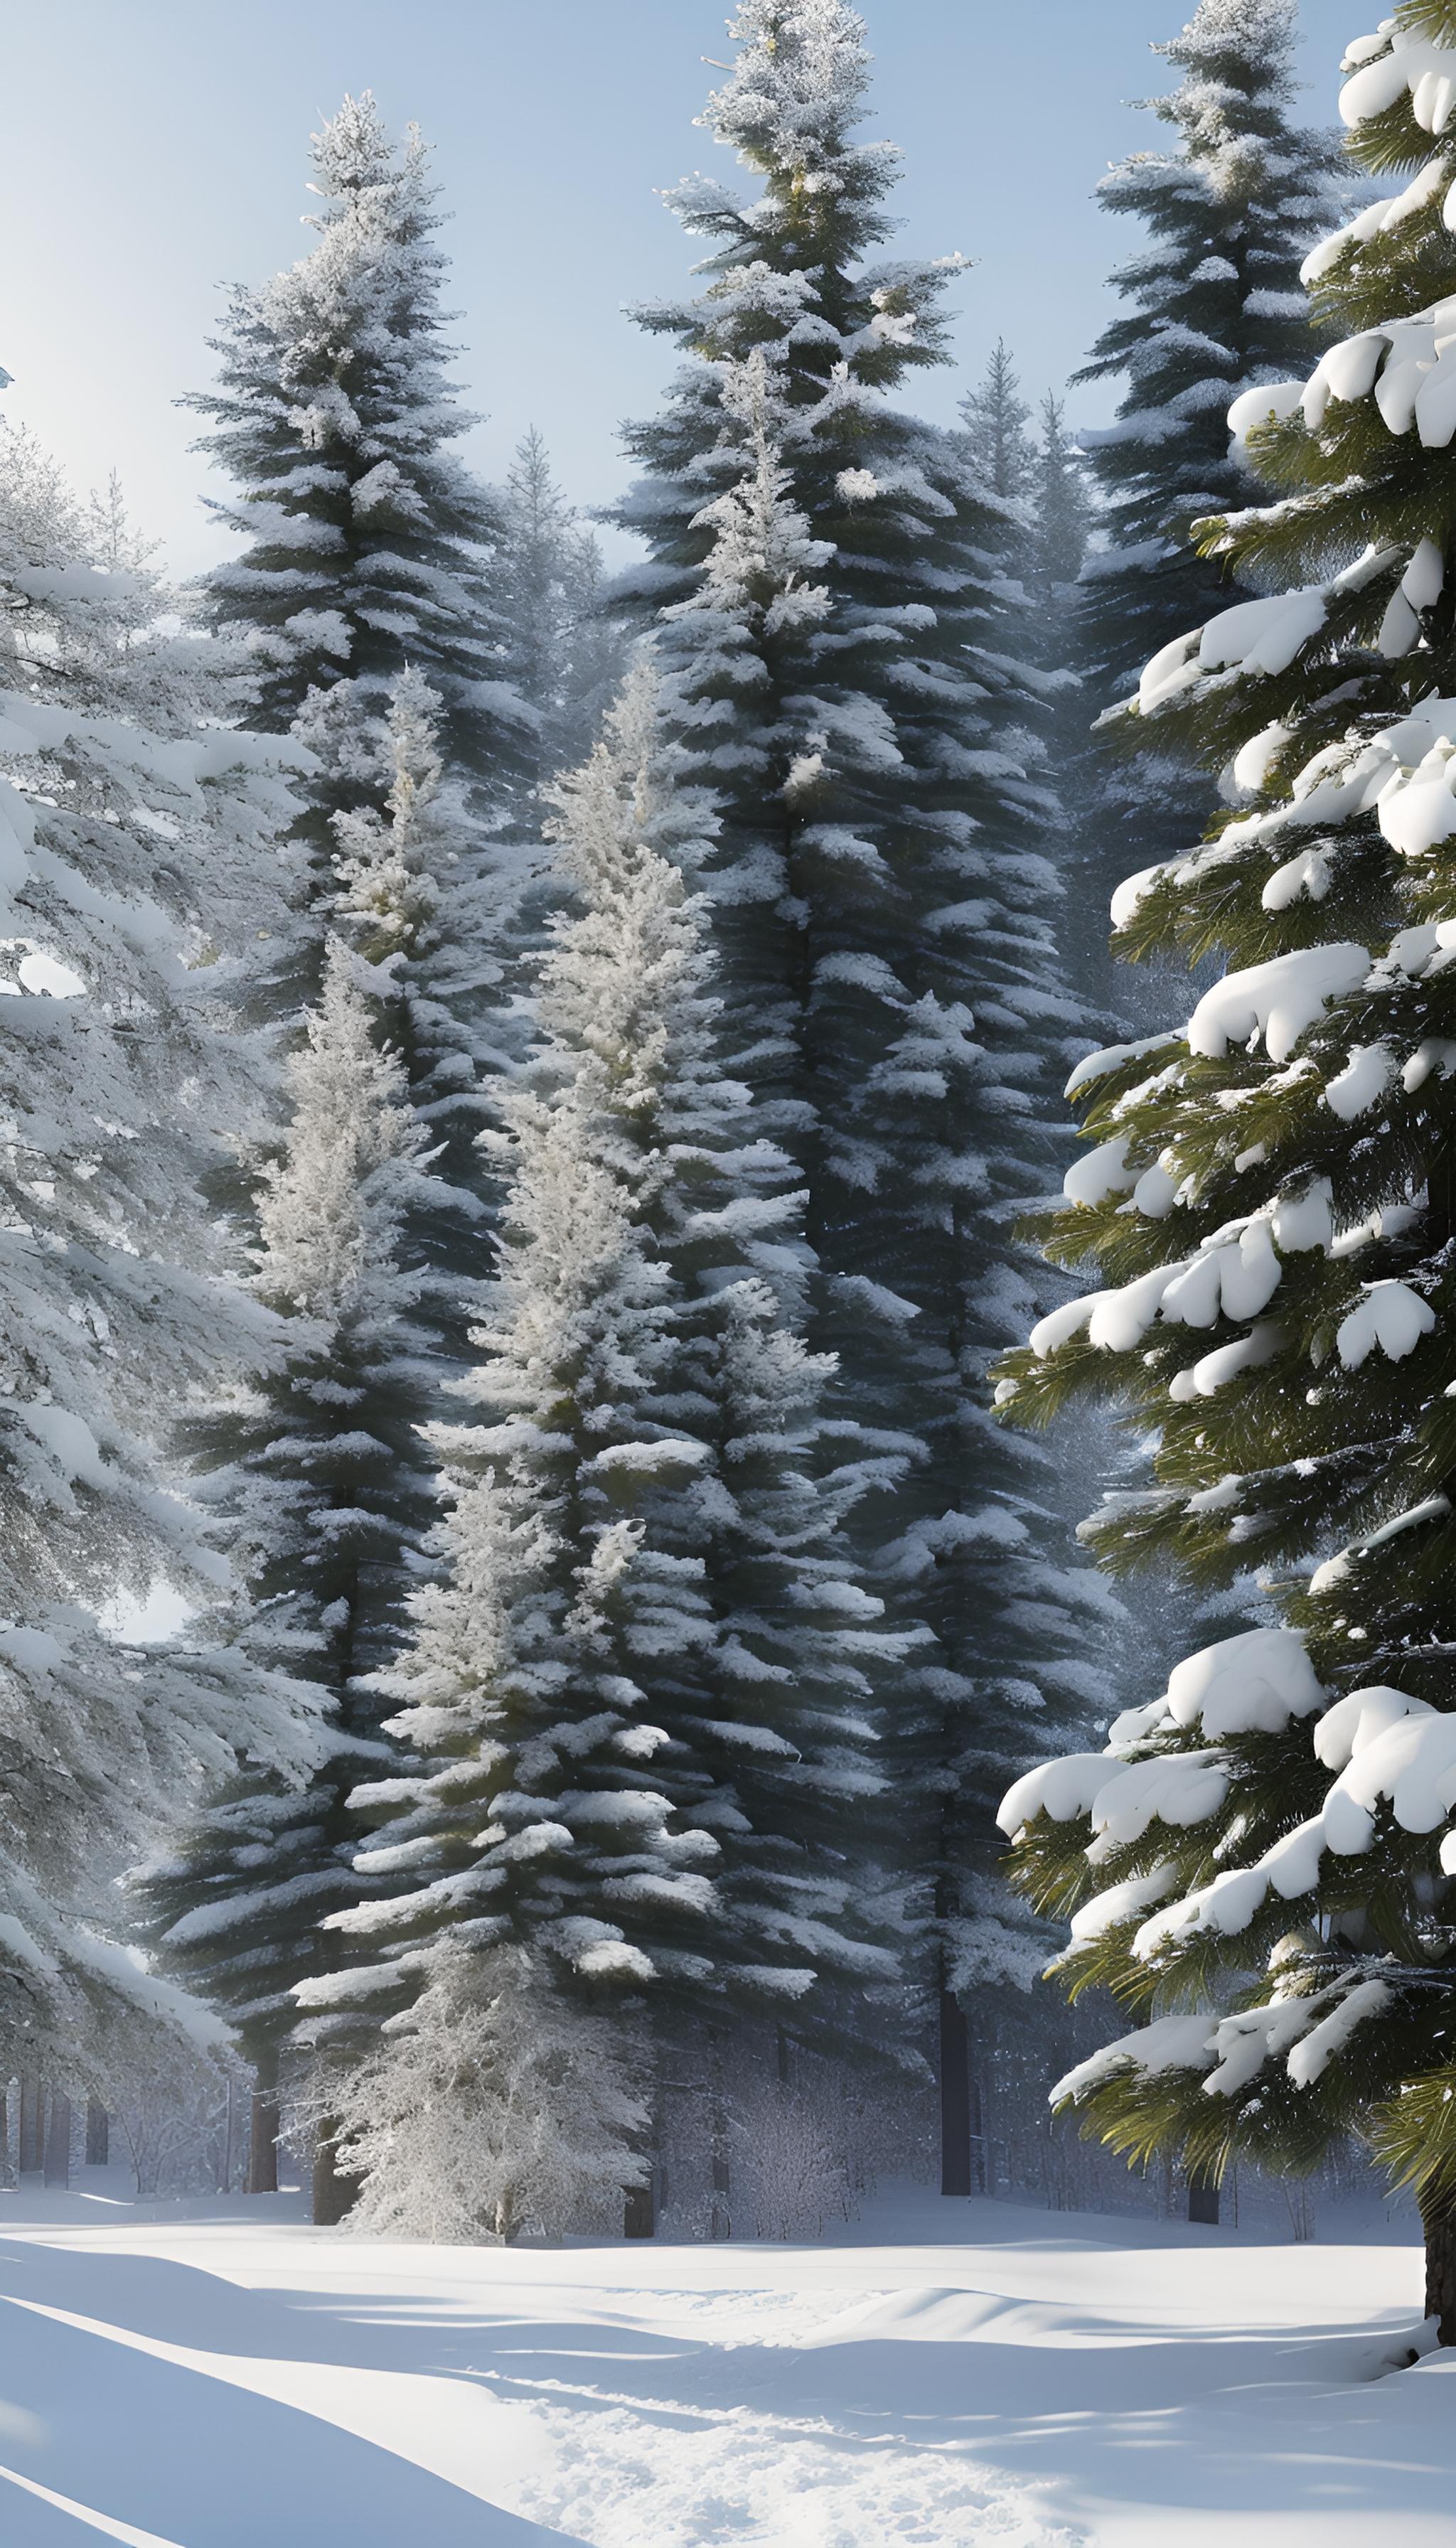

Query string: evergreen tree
613 2 1106 2185
180 100 541 2174
1029 395 1093 617
298 670 909 2222
0 419 323 2070
190 92 523 818
495 427 626 793
995 0 1456 2335
1069 0 1343 1004
190 102 536 1265
139 941 437 2192
958 338 1035 578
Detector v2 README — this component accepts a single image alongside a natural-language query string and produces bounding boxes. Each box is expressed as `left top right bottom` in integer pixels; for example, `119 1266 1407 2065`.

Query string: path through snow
0 2180 1446 2546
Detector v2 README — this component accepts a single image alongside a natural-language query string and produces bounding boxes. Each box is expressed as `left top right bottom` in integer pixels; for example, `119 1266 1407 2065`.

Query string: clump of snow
1187 946 1371 1064
1335 1280 1435 1369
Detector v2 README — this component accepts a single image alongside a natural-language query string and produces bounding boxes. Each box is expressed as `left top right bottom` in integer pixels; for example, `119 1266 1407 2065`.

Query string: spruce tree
958 338 1034 579
1029 397 1093 620
995 0 1456 2335
495 428 626 793
614 1 1105 2188
1069 0 1344 1005
139 942 435 2193
191 93 521 810
0 422 322 2071
306 670 909 2228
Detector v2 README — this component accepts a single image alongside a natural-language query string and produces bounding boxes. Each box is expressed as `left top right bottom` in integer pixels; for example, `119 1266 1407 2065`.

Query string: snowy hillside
0 2180 1443 2547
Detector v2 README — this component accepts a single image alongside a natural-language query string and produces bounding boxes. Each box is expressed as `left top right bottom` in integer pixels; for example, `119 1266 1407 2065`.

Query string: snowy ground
0 2175 1450 2547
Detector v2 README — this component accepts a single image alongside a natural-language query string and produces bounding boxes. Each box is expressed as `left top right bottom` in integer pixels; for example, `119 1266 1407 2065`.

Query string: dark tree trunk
938 1988 972 2196
1423 2190 1456 2345
311 2122 357 2226
43 2091 71 2188
18 2078 43 2174
1187 2170 1220 2226
623 2180 655 2238
247 2048 279 2195
709 2032 731 2239
85 2102 109 2168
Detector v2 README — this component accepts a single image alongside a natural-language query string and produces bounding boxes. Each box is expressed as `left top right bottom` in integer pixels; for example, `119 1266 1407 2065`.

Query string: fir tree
1029 395 1093 617
495 427 626 793
139 942 437 2193
995 0 1456 2336
958 338 1035 579
295 670 909 2215
190 93 522 812
191 100 535 1278
614 1 1105 2185
328 1942 651 2242
1069 0 1344 1005
0 420 323 2070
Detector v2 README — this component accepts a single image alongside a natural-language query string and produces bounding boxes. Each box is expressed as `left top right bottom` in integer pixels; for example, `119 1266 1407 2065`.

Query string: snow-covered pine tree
1029 397 1093 622
138 940 437 2198
614 1 1108 2188
191 92 523 823
958 338 1034 578
495 428 626 794
1069 0 1344 1005
326 665 516 1320
305 668 909 2232
993 0 1456 2335
191 100 536 1300
0 419 324 2074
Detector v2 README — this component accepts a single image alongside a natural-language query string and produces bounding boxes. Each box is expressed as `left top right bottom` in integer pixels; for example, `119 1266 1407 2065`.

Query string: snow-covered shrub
329 1949 649 2243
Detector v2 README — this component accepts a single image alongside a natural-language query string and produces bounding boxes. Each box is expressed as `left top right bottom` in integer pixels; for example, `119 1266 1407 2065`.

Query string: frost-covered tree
995 0 1456 2338
296 670 909 2215
190 93 521 803
0 419 323 2070
613 1 1106 2187
1069 0 1344 1002
326 665 520 1317
191 100 537 1300
958 338 1034 577
139 942 437 2195
495 428 626 792
1029 396 1093 618
328 1944 651 2242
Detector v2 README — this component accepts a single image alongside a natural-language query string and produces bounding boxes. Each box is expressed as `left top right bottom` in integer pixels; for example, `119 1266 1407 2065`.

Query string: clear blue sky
3 0 1360 574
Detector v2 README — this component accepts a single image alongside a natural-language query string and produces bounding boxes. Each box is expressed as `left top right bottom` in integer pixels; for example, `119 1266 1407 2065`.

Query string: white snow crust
0 2178 1446 2547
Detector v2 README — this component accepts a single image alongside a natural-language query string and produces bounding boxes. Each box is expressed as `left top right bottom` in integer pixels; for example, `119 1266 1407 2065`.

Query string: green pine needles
995 4 1456 2323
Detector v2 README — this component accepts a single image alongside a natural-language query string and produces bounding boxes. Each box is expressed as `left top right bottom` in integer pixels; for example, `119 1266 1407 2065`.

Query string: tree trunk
938 1988 972 2196
247 2048 279 2195
311 2121 357 2225
0 2090 9 2188
709 2032 731 2239
18 2077 43 2174
43 2091 71 2188
1423 2190 1456 2345
85 2102 109 2168
623 2180 655 2239
1187 2168 1219 2226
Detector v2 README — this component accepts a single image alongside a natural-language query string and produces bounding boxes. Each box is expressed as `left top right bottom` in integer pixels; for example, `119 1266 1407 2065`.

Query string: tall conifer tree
1069 0 1343 1005
139 943 436 2196
996 0 1456 2335
304 671 909 2226
191 95 522 806
0 420 323 2075
495 428 626 793
613 3 1106 2185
